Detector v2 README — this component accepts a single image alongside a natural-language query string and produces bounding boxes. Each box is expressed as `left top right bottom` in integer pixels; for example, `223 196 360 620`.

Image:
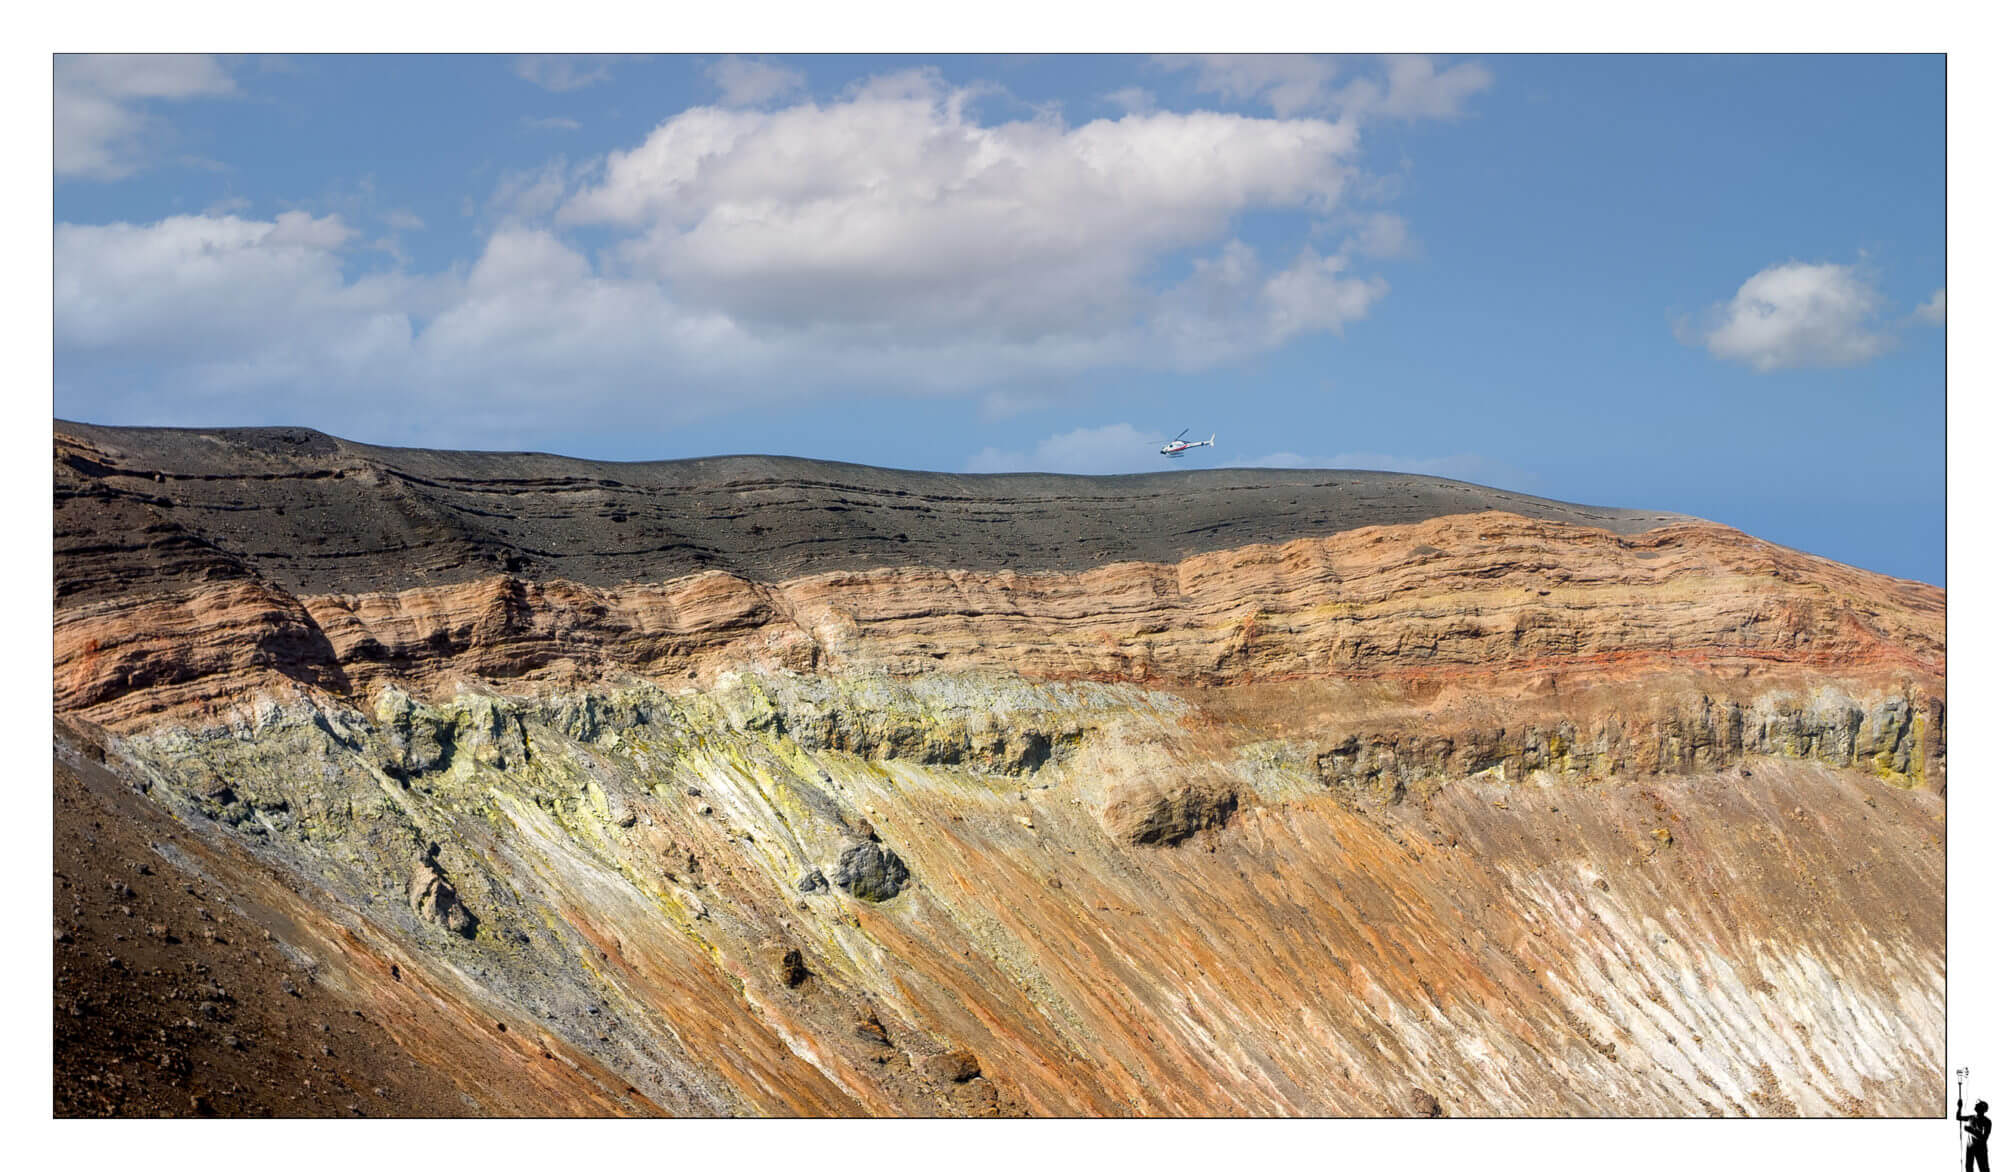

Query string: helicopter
1159 429 1215 458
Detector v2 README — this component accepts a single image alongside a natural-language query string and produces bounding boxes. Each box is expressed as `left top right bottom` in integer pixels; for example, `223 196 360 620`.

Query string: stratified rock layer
52 424 1945 1117
55 509 1941 736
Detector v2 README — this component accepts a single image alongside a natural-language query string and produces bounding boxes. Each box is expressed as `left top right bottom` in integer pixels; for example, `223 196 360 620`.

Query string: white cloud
1256 247 1388 341
383 209 426 232
1156 54 1491 122
523 115 583 132
488 158 577 224
1336 55 1494 121
1158 55 1339 118
56 212 716 437
1916 287 1946 325
57 71 1415 439
512 55 628 92
707 56 805 108
55 54 238 181
560 70 1367 357
53 213 415 369
1105 87 1157 115
58 211 998 440
1345 211 1411 258
1686 261 1895 372
966 423 1173 474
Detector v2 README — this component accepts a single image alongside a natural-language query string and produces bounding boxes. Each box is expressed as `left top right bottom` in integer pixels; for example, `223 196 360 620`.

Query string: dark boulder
779 948 810 988
832 840 910 902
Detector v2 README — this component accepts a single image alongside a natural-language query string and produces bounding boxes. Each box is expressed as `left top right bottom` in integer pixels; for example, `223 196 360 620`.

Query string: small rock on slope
921 1048 982 1083
1102 779 1240 847
406 859 477 938
832 841 910 902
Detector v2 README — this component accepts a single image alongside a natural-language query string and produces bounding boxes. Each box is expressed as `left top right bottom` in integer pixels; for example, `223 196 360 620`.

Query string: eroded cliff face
52 425 1944 1117
57 497 1942 727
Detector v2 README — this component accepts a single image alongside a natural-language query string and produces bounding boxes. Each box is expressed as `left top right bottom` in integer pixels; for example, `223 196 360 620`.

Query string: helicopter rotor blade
1174 428 1189 441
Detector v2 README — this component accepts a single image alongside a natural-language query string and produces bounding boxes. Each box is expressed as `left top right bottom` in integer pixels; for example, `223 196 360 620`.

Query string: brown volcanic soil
54 721 682 1118
55 732 471 1117
55 420 1688 602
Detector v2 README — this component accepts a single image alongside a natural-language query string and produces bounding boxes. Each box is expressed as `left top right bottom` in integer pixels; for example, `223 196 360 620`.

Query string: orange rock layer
55 512 1942 733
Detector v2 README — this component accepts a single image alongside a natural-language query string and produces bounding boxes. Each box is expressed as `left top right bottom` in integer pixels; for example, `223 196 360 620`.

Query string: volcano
53 421 1943 1117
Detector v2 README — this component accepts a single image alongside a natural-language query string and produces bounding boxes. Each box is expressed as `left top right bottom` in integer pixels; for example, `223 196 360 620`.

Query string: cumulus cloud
523 115 582 132
560 70 1365 352
59 210 1032 440
1255 247 1388 340
58 212 356 346
58 70 1417 439
55 54 238 180
707 56 805 107
1685 261 1895 372
1155 54 1491 122
1916 287 1946 325
56 211 717 436
52 212 426 404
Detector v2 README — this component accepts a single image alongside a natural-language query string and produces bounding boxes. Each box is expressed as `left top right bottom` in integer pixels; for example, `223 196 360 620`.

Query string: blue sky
51 53 1945 582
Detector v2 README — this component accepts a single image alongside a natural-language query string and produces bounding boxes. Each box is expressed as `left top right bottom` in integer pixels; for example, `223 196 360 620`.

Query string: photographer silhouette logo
1961 1069 1991 1172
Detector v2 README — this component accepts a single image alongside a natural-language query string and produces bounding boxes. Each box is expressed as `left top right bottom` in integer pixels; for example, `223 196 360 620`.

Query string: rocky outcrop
54 424 1941 741
831 840 911 902
921 1048 982 1083
55 513 1944 743
1314 689 1944 803
376 687 452 776
1102 779 1241 847
407 856 477 938
776 948 810 988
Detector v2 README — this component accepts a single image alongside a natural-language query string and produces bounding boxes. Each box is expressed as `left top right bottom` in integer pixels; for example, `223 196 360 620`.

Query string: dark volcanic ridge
56 420 1690 601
